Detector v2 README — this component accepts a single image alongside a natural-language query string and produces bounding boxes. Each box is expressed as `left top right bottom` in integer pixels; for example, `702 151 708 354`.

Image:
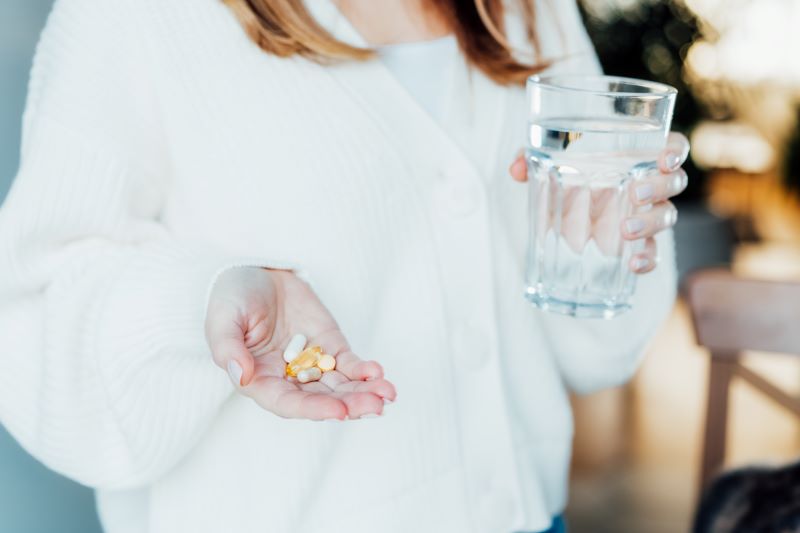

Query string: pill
282 333 308 363
297 366 323 384
317 354 336 372
286 345 322 377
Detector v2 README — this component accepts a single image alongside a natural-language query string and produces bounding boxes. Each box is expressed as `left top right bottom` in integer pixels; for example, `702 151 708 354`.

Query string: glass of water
525 75 677 319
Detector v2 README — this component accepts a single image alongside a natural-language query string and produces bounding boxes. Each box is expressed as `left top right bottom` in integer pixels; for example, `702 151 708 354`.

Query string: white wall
0 1 103 531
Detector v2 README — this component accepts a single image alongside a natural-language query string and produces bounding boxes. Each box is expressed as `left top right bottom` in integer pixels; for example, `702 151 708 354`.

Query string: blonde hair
222 0 549 85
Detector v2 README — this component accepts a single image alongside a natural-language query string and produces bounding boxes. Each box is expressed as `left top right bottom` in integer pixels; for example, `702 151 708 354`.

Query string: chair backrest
686 268 800 495
686 269 800 356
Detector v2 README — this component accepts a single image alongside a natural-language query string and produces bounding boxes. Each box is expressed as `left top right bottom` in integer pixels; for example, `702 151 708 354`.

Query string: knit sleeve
540 230 678 395
0 0 277 488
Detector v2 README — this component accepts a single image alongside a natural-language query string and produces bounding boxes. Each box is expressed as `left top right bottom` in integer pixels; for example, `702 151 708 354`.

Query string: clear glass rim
527 74 677 98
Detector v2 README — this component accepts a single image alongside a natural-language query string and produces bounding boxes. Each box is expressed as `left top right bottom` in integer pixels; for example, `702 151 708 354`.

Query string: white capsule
282 333 307 363
297 366 322 384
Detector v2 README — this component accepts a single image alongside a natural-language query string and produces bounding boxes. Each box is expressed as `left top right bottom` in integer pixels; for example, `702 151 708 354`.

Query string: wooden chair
685 269 800 491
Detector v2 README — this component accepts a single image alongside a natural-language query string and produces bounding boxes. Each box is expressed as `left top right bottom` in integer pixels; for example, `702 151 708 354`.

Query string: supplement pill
317 354 336 372
297 367 323 384
286 346 322 377
283 333 308 363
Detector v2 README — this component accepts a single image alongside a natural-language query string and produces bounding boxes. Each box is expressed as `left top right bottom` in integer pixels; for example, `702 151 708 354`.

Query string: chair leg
699 355 737 493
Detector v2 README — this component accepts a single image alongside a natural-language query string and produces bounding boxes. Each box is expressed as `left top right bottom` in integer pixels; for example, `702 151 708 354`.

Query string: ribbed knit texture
0 0 677 532
0 0 253 487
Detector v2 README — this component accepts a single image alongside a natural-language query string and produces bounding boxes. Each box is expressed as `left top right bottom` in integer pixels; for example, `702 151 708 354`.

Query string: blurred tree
578 0 710 203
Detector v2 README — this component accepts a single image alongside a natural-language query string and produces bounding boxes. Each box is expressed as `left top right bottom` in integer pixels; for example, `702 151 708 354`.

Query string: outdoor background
1 0 799 532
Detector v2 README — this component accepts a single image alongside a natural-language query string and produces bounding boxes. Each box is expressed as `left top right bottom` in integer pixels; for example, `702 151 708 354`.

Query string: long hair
222 0 549 85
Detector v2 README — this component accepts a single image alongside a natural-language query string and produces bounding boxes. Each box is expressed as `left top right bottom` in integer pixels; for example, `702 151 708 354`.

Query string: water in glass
525 116 664 318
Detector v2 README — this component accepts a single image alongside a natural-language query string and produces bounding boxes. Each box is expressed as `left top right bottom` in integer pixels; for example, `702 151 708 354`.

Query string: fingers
296 388 385 419
244 375 388 420
335 391 384 419
658 132 690 173
297 377 394 418
206 318 256 387
591 187 624 256
335 351 384 381
630 237 658 274
622 201 678 240
319 373 397 402
629 168 688 206
560 185 592 253
244 376 347 420
509 153 527 183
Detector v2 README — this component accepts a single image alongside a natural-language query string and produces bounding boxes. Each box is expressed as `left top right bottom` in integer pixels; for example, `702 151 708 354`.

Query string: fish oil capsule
297 366 323 384
282 333 308 363
317 354 336 372
286 346 322 377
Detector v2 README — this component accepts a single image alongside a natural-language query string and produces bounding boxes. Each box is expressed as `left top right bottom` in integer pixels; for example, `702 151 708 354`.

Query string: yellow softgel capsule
317 354 336 372
286 346 322 377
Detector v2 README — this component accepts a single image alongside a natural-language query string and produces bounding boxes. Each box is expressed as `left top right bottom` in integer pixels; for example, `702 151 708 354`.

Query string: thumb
206 319 256 387
509 153 527 182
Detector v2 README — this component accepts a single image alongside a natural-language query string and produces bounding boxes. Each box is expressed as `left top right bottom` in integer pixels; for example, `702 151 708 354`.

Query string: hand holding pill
205 267 396 420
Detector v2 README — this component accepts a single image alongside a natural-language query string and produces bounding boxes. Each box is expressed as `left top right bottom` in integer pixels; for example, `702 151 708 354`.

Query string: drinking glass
525 75 676 318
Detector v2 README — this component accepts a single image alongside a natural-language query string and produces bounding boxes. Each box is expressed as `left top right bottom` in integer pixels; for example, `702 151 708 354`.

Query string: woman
0 0 689 532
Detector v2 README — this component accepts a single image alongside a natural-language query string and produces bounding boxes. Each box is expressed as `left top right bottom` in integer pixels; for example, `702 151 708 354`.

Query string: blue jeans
526 515 566 533
543 516 566 533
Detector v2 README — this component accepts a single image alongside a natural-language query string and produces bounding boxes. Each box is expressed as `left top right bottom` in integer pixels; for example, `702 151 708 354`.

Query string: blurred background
1 0 798 532
0 2 105 532
568 0 800 531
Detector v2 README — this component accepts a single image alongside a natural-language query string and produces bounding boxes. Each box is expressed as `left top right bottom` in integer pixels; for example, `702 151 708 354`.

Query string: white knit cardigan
0 0 676 532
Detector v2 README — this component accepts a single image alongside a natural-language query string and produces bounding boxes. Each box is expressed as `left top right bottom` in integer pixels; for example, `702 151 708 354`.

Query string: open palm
206 267 396 421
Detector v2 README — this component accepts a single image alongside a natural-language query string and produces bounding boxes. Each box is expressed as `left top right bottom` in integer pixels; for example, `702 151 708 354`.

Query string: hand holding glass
525 75 677 319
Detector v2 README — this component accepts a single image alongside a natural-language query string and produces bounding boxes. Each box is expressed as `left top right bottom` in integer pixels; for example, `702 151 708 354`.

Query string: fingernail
625 218 646 235
635 183 654 203
665 152 681 171
227 360 243 386
360 413 380 419
664 206 679 227
383 399 394 405
632 257 651 271
671 171 688 195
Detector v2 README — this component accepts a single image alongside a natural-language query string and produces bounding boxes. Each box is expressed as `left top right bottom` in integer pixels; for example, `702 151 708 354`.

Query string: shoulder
44 0 148 32
35 0 152 73
24 0 180 173
40 0 219 48
32 0 227 89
